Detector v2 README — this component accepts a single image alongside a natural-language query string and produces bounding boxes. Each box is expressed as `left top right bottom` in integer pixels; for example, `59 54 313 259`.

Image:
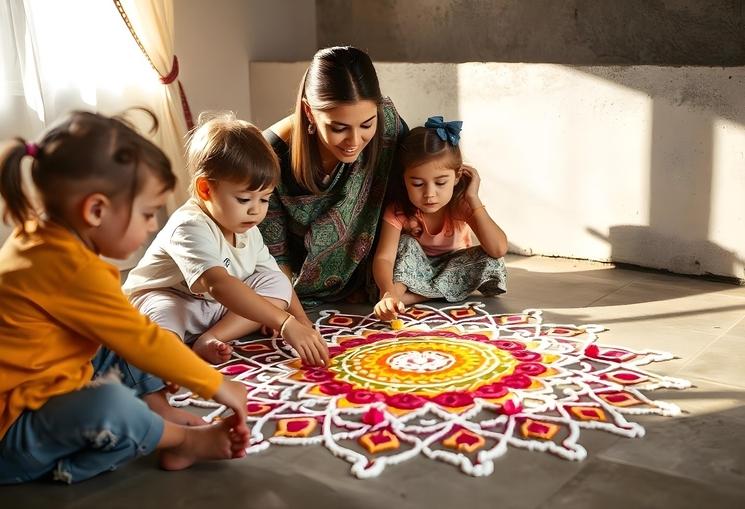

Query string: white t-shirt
123 199 280 300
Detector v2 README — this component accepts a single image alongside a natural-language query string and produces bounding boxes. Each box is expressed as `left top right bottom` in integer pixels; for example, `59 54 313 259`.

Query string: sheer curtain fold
0 0 188 264
114 0 192 210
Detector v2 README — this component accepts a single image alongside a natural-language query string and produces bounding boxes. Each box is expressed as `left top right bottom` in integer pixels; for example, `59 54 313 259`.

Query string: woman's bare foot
193 334 233 364
159 415 249 471
144 390 204 426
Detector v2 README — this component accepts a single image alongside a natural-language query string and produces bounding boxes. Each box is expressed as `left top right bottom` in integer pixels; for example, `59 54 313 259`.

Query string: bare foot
159 415 249 471
193 335 234 364
143 391 204 426
158 406 204 426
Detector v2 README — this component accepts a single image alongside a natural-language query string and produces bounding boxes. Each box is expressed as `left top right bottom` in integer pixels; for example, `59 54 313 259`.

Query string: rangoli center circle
331 336 518 394
386 350 456 373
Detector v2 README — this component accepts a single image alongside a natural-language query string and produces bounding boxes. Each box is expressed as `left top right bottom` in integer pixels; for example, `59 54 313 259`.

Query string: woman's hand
374 291 405 321
282 317 329 367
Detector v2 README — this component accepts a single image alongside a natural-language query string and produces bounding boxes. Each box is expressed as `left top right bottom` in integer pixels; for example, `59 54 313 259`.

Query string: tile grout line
583 280 636 308
673 315 745 375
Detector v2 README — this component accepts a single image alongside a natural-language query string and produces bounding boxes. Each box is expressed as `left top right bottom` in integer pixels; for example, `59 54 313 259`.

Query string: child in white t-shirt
124 113 328 366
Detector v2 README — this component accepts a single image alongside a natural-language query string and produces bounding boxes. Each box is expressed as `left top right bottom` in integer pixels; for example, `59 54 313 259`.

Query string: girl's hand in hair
460 165 481 203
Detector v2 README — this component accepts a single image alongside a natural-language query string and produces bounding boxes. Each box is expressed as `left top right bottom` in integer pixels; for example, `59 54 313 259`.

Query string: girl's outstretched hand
460 165 481 201
374 291 405 321
283 317 329 367
213 380 249 440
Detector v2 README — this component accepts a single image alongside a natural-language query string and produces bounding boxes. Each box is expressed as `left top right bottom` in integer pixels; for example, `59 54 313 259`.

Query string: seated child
373 116 508 320
123 113 328 366
0 111 249 484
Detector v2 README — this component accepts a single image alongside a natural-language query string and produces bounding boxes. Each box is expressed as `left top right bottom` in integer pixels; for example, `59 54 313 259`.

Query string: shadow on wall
575 67 745 283
588 226 745 281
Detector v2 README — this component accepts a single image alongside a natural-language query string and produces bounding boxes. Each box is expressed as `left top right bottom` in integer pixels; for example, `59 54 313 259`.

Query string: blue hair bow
424 116 463 146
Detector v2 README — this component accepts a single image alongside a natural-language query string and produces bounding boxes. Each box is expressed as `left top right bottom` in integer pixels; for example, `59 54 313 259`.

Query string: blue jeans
0 348 166 484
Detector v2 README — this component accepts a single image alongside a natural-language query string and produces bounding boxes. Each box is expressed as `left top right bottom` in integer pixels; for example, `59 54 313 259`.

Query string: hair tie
424 116 463 146
25 143 39 158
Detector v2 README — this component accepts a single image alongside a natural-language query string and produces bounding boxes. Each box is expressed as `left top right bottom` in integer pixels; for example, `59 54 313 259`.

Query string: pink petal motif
584 344 636 362
367 332 397 341
521 419 559 440
362 407 386 425
339 338 376 349
287 420 310 433
359 429 400 453
456 431 481 447
246 402 273 415
442 427 486 453
584 344 600 357
510 350 542 362
431 391 474 408
326 346 344 357
501 374 533 389
514 362 547 376
385 393 427 410
472 383 509 399
568 406 607 421
275 417 317 437
220 363 252 376
605 371 646 383
318 381 353 395
501 399 523 415
495 340 527 351
462 333 491 343
600 392 643 407
346 389 385 404
596 349 636 362
303 368 334 382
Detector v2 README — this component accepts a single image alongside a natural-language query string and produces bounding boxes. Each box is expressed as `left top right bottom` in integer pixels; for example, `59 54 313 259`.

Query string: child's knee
81 383 152 429
249 270 293 307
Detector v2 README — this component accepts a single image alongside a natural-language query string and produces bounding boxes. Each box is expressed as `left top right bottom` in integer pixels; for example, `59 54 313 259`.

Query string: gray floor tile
680 334 745 387
537 458 745 509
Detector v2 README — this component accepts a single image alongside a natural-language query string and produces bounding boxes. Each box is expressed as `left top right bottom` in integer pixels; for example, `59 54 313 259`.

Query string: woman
259 46 407 305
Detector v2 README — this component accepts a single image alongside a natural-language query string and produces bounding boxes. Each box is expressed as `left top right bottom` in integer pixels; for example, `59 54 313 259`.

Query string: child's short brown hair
186 112 279 195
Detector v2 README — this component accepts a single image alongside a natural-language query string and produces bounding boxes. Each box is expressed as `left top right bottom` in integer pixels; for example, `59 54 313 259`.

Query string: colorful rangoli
171 303 690 478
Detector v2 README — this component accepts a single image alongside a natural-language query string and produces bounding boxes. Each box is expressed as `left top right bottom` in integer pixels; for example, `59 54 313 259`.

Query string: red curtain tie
160 55 179 85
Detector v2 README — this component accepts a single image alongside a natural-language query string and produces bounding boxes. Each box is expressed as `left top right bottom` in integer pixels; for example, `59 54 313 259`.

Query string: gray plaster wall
316 0 745 65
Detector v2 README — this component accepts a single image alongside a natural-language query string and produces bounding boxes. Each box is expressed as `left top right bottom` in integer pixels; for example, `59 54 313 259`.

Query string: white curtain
114 0 192 210
0 0 167 264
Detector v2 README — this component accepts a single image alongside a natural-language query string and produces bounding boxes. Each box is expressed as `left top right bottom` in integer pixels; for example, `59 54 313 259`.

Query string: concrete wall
174 0 316 122
250 61 745 281
317 0 745 65
175 0 252 120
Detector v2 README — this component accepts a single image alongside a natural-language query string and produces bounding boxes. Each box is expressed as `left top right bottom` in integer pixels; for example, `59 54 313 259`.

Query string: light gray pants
131 270 293 343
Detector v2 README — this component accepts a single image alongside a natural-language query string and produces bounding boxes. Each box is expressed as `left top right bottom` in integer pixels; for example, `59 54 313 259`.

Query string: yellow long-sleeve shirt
0 222 223 439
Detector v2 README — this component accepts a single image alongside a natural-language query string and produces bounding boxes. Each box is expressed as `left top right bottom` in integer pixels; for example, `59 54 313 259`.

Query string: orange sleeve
51 259 223 399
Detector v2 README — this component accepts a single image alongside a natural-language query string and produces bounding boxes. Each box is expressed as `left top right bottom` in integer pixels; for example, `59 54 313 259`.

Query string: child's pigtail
0 138 35 230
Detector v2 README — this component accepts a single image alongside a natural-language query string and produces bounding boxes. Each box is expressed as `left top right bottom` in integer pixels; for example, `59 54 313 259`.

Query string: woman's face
307 100 378 166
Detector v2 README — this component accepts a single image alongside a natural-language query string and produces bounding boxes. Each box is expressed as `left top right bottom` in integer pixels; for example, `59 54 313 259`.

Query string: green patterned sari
259 99 405 306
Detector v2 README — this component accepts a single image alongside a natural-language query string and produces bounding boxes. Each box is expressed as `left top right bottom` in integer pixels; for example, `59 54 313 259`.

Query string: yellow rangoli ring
332 336 518 395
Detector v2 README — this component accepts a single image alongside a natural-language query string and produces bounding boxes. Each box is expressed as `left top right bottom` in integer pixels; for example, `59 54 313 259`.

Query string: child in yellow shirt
0 111 249 484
